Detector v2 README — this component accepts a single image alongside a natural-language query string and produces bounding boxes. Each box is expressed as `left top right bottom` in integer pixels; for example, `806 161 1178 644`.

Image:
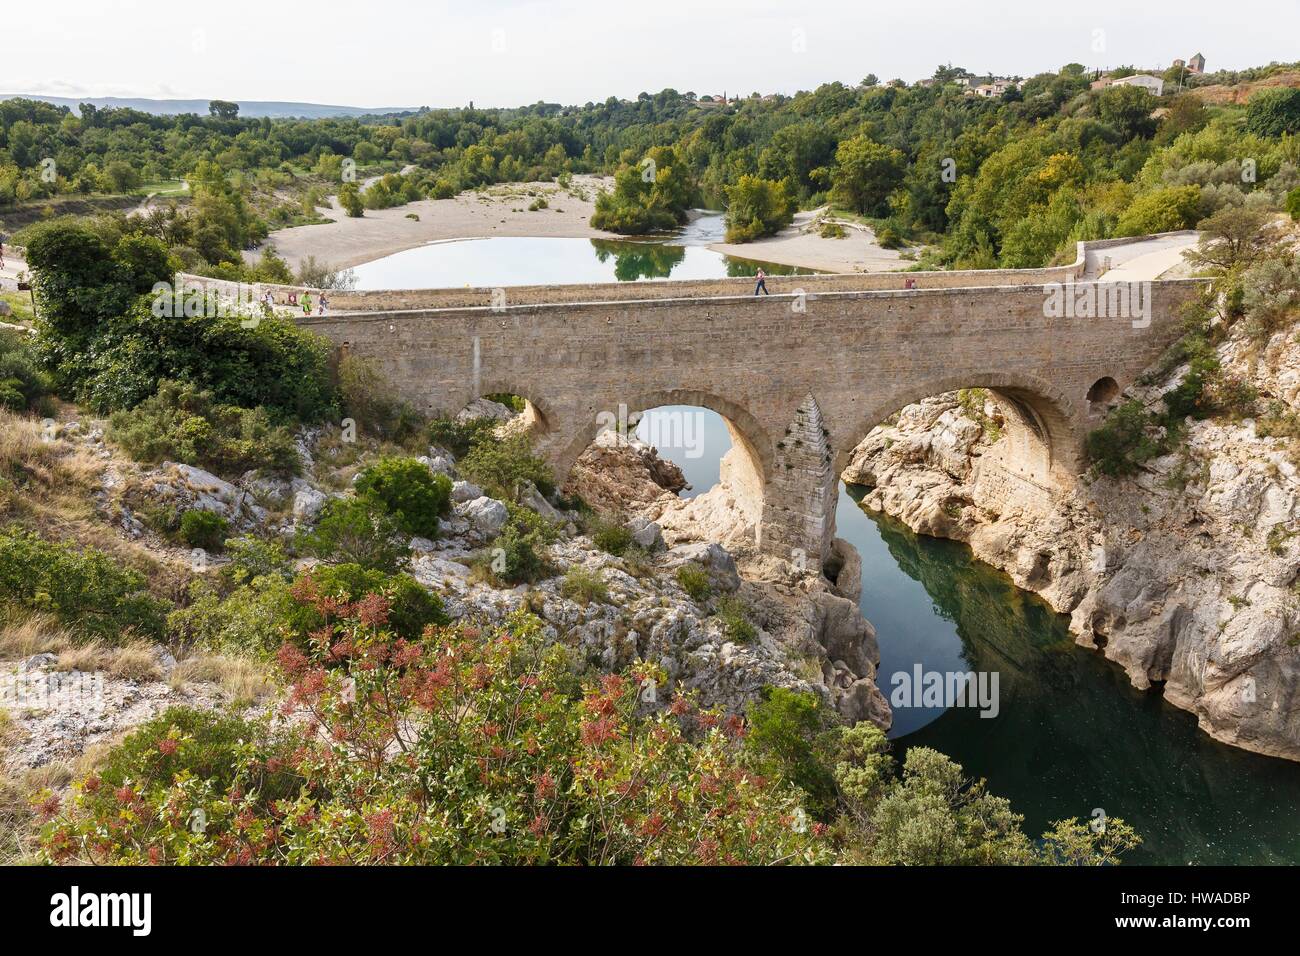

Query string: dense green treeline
4 62 1300 274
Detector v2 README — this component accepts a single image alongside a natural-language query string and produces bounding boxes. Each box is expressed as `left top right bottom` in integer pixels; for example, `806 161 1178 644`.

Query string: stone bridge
298 234 1205 575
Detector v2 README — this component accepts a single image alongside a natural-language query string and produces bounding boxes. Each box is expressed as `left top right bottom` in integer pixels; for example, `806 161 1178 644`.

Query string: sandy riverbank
708 208 909 274
255 180 911 277
251 174 618 272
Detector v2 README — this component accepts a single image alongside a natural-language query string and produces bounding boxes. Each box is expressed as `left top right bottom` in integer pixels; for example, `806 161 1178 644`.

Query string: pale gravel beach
707 208 909 274
254 180 908 276
250 174 619 272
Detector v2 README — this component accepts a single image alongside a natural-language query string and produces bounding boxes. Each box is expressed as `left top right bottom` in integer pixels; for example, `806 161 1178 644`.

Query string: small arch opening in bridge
562 402 767 551
1086 376 1120 415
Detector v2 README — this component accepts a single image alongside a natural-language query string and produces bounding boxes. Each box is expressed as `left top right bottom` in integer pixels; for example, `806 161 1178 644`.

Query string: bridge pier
757 395 839 575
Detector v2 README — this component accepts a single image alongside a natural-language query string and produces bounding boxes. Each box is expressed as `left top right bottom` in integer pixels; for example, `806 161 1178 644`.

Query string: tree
208 100 240 120
1095 84 1158 140
1114 185 1201 237
830 135 905 217
1245 87 1300 137
339 182 365 218
723 175 795 243
1184 205 1277 272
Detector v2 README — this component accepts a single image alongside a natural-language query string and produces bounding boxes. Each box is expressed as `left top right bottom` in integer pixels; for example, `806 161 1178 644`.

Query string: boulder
626 516 665 551
520 480 561 521
451 479 483 503
461 496 508 534
665 541 741 592
293 487 328 524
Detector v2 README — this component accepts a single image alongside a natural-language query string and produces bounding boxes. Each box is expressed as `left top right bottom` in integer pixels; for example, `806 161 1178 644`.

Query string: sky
3 0 1295 109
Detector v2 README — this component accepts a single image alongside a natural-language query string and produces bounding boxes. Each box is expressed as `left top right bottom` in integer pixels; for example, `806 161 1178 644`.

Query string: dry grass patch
170 652 275 706
55 640 163 682
0 612 74 660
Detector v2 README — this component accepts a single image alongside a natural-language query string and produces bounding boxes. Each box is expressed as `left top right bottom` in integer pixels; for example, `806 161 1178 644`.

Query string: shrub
221 536 293 587
676 563 712 601
0 330 53 414
427 416 498 458
1288 186 1300 222
0 528 169 641
179 510 228 551
1114 185 1201 237
355 457 452 539
560 566 609 605
715 594 757 643
41 609 825 865
287 564 448 643
591 520 633 556
337 354 423 442
1085 400 1164 478
296 496 408 571
109 381 300 478
459 432 555 499
168 575 295 655
745 688 839 819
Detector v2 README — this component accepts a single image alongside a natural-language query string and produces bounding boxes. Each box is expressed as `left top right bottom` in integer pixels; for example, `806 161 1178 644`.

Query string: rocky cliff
843 325 1300 761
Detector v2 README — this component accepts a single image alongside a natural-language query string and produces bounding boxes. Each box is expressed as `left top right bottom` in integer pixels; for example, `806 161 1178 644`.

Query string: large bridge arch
550 388 774 487
830 370 1084 488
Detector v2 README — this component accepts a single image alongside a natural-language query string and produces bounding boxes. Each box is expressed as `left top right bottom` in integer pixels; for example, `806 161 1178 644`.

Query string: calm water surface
350 213 813 289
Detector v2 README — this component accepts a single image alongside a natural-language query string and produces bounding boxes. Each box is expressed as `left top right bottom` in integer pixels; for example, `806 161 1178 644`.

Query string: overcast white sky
3 1 1294 108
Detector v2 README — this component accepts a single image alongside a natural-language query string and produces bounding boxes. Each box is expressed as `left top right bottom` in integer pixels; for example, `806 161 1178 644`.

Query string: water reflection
843 491 1300 866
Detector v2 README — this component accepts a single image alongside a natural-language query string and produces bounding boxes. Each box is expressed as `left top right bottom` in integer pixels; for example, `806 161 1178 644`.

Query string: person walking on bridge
754 267 769 296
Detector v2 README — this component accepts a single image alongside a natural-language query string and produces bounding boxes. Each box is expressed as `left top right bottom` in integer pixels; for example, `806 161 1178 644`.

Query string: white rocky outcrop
842 325 1300 760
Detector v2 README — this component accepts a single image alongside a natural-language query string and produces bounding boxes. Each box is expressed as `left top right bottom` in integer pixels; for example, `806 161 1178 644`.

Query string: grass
169 652 275 706
0 292 35 326
130 179 188 197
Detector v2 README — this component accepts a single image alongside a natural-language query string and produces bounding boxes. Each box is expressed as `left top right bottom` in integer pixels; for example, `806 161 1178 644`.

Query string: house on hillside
1188 52 1206 73
1110 73 1165 95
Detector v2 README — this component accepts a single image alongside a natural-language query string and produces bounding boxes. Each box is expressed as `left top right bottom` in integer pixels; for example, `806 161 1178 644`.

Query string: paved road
1086 231 1200 282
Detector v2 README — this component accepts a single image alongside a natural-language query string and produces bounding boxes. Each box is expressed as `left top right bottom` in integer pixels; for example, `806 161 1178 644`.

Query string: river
348 212 812 289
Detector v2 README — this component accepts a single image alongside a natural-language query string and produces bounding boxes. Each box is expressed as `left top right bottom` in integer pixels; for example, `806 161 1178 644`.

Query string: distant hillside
0 94 422 119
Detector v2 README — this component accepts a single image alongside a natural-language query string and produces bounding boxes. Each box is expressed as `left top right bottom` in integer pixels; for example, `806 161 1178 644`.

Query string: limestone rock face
459 495 508 535
563 429 687 515
843 326 1300 761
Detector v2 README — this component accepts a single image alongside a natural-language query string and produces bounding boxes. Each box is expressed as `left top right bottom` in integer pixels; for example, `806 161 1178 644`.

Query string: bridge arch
552 388 774 489
833 370 1084 487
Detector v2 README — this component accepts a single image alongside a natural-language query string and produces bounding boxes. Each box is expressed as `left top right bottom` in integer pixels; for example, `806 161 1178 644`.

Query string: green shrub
288 564 448 643
296 496 408 571
560 566 609 605
745 688 839 820
459 432 555 499
1288 186 1300 222
478 507 557 585
676 563 712 601
0 528 169 641
715 594 757 643
427 416 498 458
355 457 452 539
168 574 295 655
0 330 53 414
1085 400 1164 478
109 381 300 478
179 510 228 551
337 354 425 443
591 520 633 556
221 536 293 587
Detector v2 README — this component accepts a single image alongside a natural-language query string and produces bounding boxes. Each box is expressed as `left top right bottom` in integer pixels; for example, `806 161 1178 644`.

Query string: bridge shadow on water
839 485 1300 866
